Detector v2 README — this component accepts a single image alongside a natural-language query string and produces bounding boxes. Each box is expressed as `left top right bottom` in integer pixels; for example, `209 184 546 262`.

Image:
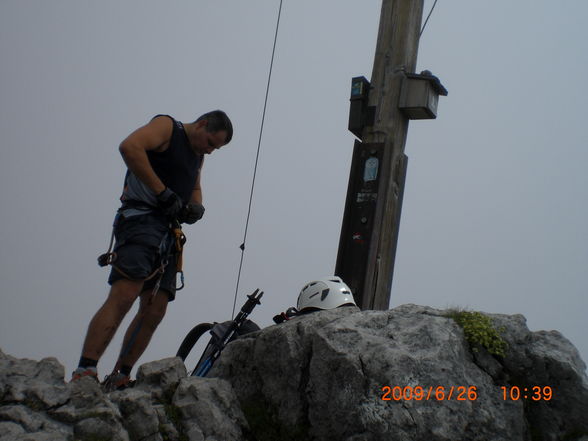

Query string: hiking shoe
101 371 132 392
71 367 99 382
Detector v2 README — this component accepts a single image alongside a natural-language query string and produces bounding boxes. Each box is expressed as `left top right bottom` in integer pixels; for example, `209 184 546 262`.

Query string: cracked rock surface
0 352 249 441
211 304 588 441
2 304 587 441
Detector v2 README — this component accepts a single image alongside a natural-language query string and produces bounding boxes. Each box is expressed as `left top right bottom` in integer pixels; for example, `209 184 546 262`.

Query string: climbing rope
231 0 284 318
420 0 439 37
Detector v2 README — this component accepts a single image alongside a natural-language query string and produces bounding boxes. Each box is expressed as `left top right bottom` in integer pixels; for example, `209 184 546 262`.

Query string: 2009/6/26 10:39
501 386 553 401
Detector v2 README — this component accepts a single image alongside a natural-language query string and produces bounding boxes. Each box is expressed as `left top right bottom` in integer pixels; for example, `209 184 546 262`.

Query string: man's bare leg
80 279 144 362
114 289 170 373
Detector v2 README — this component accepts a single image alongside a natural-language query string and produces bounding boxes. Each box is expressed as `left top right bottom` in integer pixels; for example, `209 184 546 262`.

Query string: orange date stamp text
381 385 478 401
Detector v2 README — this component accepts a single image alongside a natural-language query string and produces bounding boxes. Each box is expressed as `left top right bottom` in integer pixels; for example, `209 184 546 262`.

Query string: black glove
156 188 184 218
178 202 205 224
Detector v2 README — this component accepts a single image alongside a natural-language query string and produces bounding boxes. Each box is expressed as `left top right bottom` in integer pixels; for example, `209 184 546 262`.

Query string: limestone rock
135 356 187 402
0 351 69 409
2 303 587 441
0 405 72 438
491 312 588 439
212 304 588 441
73 416 129 441
0 421 26 439
153 403 182 441
172 376 250 441
49 377 123 424
110 388 162 441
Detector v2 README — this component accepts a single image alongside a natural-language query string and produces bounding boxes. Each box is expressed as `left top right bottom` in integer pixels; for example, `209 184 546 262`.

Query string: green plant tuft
447 310 508 357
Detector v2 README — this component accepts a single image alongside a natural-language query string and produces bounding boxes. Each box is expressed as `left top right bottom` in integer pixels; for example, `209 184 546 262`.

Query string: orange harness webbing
98 220 186 291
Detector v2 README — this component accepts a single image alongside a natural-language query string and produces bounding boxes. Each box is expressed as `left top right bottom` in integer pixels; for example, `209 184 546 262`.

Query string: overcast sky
1 0 586 378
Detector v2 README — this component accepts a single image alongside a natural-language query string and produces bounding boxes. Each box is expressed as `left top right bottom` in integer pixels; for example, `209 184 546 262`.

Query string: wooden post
363 0 424 309
336 0 424 310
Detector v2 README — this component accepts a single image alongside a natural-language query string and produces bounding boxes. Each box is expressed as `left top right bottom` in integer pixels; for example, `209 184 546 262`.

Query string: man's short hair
196 110 233 144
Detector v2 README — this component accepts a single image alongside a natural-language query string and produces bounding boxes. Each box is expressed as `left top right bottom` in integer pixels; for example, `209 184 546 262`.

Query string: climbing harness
97 213 186 296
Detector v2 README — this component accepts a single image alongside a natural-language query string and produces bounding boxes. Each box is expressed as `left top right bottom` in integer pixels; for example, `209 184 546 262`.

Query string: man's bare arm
190 161 204 205
118 116 173 195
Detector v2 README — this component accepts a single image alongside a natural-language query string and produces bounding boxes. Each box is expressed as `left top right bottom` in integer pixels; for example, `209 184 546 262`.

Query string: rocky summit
1 304 587 441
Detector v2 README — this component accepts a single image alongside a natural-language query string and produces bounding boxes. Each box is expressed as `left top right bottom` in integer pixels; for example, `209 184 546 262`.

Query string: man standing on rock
72 111 233 390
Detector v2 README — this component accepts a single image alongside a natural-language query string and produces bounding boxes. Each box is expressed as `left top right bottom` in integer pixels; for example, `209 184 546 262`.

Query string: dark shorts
108 212 179 301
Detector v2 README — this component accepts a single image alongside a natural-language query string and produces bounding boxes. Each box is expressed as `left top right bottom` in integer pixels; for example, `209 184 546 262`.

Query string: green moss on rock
448 310 508 357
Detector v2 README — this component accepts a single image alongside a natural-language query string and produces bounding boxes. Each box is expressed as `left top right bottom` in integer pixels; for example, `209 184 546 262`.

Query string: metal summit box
399 70 448 120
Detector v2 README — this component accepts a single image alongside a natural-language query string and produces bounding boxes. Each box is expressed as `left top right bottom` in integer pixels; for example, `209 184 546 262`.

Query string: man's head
190 110 233 155
196 110 233 143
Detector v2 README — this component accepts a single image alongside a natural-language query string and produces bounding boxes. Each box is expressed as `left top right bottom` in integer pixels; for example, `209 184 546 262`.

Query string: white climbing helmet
296 276 356 311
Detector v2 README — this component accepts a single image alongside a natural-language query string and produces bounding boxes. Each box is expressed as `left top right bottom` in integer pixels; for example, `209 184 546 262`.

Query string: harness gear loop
97 229 117 267
150 220 185 298
173 223 186 291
